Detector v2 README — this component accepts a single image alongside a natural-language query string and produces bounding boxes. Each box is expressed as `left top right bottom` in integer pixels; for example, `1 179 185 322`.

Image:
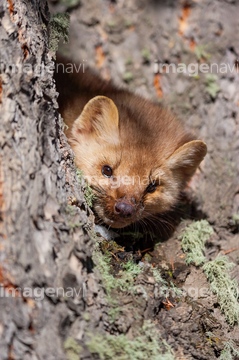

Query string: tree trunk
0 1 102 359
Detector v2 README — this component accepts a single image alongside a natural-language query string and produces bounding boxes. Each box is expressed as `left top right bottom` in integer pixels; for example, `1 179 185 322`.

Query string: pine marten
54 56 207 229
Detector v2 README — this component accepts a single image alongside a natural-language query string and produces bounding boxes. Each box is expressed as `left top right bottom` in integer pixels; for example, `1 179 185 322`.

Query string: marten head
68 95 207 228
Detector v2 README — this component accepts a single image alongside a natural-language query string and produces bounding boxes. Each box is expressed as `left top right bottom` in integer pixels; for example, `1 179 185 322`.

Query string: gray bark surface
0 1 102 359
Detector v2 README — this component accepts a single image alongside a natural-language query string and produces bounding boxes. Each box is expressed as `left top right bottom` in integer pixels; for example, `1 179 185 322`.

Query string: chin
96 212 136 229
102 217 132 229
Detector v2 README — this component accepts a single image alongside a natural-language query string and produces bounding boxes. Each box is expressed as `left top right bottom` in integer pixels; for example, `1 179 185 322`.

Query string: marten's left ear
72 96 119 143
167 140 207 181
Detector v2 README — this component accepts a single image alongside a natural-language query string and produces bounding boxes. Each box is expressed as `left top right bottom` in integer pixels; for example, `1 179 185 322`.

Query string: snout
114 198 136 218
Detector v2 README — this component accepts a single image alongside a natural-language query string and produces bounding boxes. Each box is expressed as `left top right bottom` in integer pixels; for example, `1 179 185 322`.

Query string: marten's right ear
72 96 119 144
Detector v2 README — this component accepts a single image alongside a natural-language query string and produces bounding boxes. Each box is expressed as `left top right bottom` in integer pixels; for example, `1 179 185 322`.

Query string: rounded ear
72 96 119 143
167 140 207 179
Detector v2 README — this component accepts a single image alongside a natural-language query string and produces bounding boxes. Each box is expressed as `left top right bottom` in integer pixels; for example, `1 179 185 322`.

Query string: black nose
114 202 135 218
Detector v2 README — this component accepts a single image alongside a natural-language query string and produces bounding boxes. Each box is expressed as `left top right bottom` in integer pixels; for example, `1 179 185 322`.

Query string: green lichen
68 221 82 229
152 267 166 284
49 13 70 54
203 256 239 326
65 204 82 228
108 306 121 323
65 204 77 216
125 57 133 66
93 248 117 298
205 74 220 99
91 246 177 358
59 0 81 8
93 243 146 321
117 260 142 292
179 220 214 266
64 337 82 360
220 340 239 360
82 312 90 321
231 213 239 226
152 267 183 297
122 260 142 277
194 44 211 60
93 246 142 296
76 169 95 207
86 320 175 360
219 340 239 360
106 20 117 29
124 19 134 28
122 71 134 83
141 48 151 63
168 281 183 297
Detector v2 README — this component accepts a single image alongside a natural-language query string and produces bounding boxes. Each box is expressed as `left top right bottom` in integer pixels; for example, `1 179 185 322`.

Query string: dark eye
102 165 113 178
146 181 157 193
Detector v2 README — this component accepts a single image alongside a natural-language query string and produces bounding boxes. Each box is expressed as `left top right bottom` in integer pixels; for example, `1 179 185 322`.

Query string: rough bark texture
0 1 104 359
1 0 239 359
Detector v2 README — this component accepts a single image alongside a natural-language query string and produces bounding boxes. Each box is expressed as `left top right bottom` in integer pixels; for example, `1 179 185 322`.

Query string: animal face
68 96 207 228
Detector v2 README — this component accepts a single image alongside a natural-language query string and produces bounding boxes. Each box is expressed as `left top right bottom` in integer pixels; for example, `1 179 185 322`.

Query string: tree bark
0 1 102 359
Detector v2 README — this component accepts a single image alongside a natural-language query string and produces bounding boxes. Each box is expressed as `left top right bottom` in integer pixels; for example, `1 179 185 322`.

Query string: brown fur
55 56 207 228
